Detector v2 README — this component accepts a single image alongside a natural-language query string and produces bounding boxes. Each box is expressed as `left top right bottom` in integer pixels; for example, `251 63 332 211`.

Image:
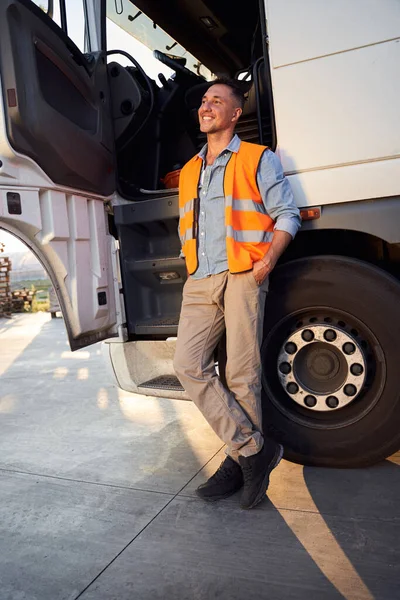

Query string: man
174 78 301 509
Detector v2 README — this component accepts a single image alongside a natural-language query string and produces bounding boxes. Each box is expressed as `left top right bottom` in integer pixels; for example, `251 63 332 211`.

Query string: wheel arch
0 222 71 329
282 195 400 280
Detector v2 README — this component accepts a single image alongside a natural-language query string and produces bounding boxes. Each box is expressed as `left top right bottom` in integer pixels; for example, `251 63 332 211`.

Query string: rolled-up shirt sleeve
256 150 301 239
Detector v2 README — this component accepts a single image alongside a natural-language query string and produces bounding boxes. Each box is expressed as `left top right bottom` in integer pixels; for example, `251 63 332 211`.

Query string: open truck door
0 0 119 350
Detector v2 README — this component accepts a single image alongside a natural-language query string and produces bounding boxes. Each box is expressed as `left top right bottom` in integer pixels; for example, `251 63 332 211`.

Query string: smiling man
174 78 301 509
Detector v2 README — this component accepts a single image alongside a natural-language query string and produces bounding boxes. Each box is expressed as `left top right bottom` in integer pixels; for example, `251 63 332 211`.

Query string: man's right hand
252 259 271 285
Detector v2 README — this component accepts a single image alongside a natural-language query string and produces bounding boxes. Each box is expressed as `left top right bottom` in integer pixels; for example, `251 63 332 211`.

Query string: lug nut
350 363 364 376
326 396 339 408
304 395 317 407
287 382 299 395
302 329 314 342
344 384 357 397
324 329 337 342
279 362 292 375
343 342 356 355
285 342 297 355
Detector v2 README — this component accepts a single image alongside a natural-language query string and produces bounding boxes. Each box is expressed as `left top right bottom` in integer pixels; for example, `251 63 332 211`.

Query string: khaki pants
173 270 268 461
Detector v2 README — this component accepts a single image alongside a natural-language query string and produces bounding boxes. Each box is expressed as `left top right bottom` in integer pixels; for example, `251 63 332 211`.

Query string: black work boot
239 440 284 510
196 456 244 502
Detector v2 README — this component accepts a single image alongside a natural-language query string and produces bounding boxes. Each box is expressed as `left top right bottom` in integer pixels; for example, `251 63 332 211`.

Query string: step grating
136 317 179 327
138 375 184 392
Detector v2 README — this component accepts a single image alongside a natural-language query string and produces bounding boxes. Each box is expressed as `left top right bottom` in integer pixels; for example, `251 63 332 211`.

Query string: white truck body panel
266 0 400 205
267 0 400 68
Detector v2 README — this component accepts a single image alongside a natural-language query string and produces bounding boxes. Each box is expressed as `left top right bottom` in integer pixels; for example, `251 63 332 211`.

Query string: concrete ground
0 313 399 600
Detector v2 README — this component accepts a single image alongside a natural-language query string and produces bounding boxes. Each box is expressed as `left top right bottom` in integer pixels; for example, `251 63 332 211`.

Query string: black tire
51 312 57 319
261 255 400 468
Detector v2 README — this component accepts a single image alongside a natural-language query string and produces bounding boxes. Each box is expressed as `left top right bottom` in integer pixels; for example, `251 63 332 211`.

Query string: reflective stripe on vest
226 226 274 244
179 141 274 275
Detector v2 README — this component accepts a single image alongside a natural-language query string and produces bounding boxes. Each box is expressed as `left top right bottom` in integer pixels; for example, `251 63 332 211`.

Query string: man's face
198 84 242 134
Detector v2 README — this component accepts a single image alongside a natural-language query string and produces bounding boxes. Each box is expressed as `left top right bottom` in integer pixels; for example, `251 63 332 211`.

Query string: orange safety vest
179 141 275 275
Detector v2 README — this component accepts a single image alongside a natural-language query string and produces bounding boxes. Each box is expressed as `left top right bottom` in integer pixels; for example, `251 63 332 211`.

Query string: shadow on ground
0 314 399 600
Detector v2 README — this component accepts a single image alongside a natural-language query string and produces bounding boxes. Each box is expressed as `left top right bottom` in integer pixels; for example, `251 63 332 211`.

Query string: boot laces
210 462 236 483
241 462 254 484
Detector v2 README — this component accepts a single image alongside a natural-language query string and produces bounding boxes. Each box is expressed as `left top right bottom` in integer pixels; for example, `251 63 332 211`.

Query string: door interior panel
35 40 97 132
114 194 184 338
0 0 115 195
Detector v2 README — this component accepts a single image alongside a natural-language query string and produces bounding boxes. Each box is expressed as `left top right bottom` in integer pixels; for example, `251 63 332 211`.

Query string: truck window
30 0 86 52
106 1 213 81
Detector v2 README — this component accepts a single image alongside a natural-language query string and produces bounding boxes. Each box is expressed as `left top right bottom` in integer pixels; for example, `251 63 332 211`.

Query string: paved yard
0 313 399 600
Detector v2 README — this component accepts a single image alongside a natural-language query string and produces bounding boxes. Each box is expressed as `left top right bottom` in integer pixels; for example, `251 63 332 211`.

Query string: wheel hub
295 342 348 394
308 349 339 378
277 324 366 411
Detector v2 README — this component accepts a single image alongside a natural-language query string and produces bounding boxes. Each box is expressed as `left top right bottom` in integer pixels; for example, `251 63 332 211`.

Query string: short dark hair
207 77 246 110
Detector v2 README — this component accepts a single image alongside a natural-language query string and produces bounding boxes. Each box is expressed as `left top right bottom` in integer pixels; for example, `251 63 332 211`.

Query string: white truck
0 0 399 468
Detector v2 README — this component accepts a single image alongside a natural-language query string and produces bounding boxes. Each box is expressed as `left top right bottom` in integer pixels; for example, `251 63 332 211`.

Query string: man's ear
232 107 242 122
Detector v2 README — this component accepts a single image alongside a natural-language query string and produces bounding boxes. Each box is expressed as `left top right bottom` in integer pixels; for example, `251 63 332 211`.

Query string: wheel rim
277 324 366 411
261 308 386 430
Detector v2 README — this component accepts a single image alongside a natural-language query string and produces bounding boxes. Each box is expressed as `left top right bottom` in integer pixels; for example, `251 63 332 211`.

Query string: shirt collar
197 134 241 161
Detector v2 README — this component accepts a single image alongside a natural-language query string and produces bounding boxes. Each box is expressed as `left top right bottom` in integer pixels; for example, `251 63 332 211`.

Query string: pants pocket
246 270 259 289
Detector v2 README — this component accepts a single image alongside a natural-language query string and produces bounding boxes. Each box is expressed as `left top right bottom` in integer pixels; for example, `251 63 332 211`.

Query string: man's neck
205 131 235 165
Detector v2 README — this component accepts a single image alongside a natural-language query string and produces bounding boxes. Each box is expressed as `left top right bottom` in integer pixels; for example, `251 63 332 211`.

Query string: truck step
135 317 179 336
138 375 184 392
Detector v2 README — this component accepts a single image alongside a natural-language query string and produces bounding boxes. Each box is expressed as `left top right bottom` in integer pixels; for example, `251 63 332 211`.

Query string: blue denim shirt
188 135 301 280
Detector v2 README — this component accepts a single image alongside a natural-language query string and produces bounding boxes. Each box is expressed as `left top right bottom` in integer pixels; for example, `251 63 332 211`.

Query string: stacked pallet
0 255 12 318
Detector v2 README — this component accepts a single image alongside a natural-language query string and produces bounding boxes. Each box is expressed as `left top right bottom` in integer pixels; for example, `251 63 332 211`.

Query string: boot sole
241 443 284 510
195 483 243 503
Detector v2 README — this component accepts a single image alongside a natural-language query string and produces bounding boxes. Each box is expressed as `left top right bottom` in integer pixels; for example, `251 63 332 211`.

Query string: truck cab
1 0 400 467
